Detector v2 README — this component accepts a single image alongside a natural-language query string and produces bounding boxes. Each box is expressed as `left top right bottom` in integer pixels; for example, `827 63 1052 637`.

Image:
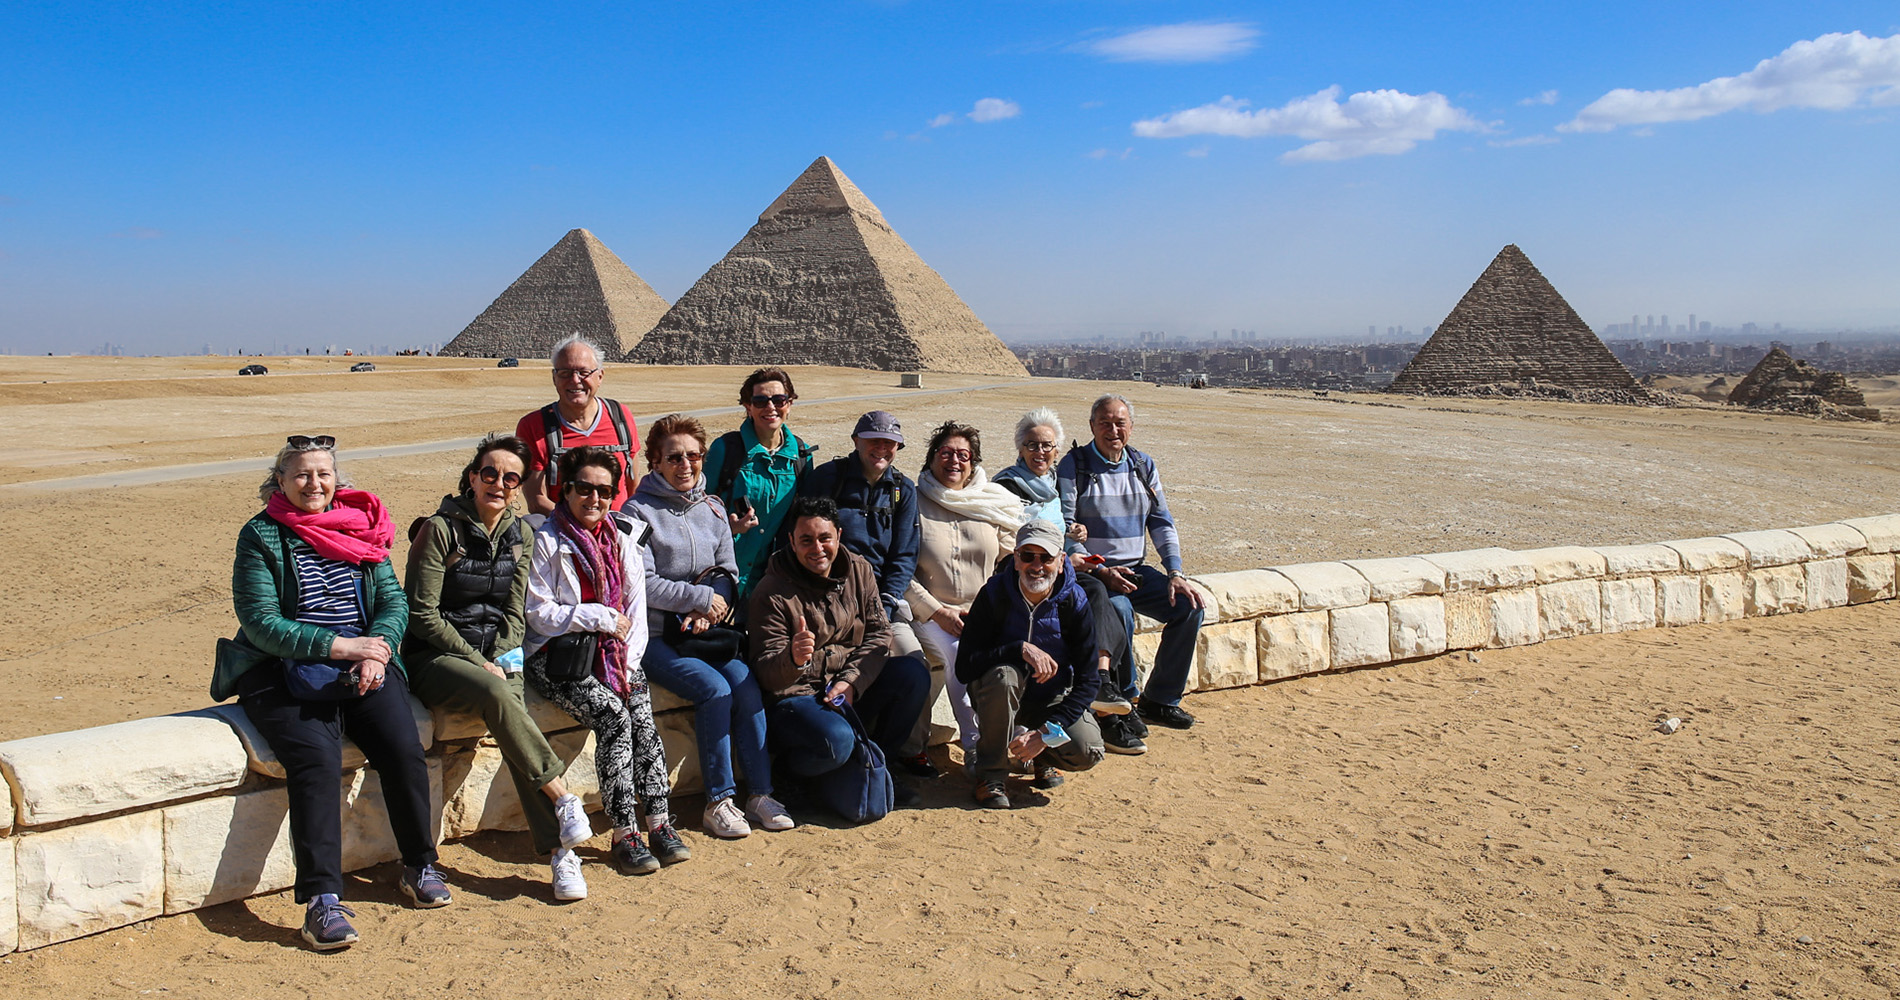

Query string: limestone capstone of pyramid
440 228 669 359
1388 244 1639 395
624 157 1026 376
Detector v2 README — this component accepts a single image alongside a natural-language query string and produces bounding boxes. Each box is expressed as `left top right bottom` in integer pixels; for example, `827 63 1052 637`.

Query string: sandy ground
2 359 1899 739
5 599 1896 999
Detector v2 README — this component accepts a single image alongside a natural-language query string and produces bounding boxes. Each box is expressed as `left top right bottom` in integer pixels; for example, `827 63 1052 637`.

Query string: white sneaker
745 794 795 832
551 848 587 901
554 793 593 850
702 797 752 839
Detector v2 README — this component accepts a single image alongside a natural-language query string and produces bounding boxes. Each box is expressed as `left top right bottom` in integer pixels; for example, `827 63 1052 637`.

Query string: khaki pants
965 663 1106 785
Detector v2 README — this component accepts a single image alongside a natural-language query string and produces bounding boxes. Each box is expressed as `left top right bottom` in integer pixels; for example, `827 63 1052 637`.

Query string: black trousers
1074 572 1133 696
238 666 437 902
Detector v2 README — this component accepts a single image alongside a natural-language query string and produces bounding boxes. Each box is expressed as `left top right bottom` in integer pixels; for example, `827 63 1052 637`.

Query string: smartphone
732 495 753 518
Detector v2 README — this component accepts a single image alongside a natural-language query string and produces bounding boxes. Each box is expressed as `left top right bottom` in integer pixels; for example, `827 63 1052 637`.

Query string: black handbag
540 631 598 681
660 566 746 663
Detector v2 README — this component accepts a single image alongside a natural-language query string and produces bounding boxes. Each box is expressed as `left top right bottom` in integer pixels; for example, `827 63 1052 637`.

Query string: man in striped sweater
1057 394 1206 743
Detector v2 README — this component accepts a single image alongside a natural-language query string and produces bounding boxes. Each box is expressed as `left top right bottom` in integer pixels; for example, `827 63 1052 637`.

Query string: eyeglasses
554 367 600 382
565 481 614 498
934 447 972 463
748 393 792 409
477 466 522 489
661 451 704 465
1016 550 1058 566
286 435 335 449
1022 442 1058 453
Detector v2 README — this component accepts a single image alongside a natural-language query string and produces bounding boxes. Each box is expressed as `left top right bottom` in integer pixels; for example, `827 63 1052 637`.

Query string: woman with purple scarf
524 445 687 876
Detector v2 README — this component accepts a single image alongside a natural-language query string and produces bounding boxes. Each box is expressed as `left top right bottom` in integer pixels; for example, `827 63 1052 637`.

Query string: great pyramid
440 228 669 359
624 156 1026 376
1388 244 1640 396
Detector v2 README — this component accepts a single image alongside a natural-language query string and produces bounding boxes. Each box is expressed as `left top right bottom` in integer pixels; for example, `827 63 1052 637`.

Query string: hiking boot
398 863 452 908
554 793 593 850
301 894 358 951
550 848 587 902
974 781 1011 809
745 794 796 832
1100 714 1148 756
1033 763 1065 789
1090 691 1133 715
648 823 692 865
702 797 752 839
895 751 942 779
1139 702 1196 730
612 833 660 875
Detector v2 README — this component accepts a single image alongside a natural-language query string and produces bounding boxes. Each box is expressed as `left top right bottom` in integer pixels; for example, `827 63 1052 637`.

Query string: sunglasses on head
477 465 522 489
748 393 792 409
1016 550 1058 566
286 434 335 449
565 481 614 499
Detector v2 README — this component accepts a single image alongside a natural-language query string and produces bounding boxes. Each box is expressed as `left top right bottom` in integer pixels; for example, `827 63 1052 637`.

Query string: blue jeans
768 655 930 777
1108 564 1205 707
643 639 772 803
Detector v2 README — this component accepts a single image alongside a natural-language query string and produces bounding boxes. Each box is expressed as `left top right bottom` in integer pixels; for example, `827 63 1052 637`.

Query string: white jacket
524 512 650 666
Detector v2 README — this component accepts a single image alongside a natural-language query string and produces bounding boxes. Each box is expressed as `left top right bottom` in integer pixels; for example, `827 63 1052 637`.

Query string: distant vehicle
497 357 520 368
349 362 376 372
238 364 268 376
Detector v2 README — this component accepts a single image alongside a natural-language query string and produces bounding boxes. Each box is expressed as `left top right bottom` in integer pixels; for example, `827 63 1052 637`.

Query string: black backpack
713 429 817 500
539 399 633 493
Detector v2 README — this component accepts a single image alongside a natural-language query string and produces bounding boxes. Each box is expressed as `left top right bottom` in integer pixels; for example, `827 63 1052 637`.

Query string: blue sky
2 2 1897 354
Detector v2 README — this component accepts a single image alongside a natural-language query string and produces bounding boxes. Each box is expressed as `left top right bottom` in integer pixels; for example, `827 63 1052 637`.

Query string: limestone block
2 764 13 834
1329 603 1392 669
1443 592 1491 650
1191 569 1299 620
15 811 164 950
1595 543 1681 576
1662 537 1749 572
1341 556 1445 601
656 710 704 798
1422 548 1536 593
1838 514 1900 554
1388 596 1447 659
1130 631 1178 687
1521 546 1608 583
1488 589 1541 648
0 837 14 954
1789 523 1868 559
1658 575 1703 626
207 696 433 779
0 714 248 827
1257 611 1329 681
1601 579 1658 633
1721 529 1812 568
162 788 294 914
1132 611 1163 635
549 730 601 811
1847 553 1897 603
1744 565 1807 616
339 757 446 873
1271 562 1371 611
438 747 526 841
433 708 488 743
1804 558 1848 610
1538 580 1602 639
1702 572 1746 623
432 684 587 744
1194 620 1258 691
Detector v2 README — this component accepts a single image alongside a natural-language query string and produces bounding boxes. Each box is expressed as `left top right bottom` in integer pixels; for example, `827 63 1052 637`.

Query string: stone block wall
3 513 1896 955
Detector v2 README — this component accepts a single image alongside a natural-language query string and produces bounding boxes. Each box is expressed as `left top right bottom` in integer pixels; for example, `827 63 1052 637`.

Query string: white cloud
1086 21 1259 64
1132 86 1482 161
927 112 956 128
1488 134 1560 147
969 97 1021 123
1085 148 1133 160
1560 30 1900 133
1519 90 1560 106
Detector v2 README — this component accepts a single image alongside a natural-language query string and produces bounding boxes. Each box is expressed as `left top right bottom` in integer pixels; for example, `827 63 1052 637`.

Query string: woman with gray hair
212 435 448 951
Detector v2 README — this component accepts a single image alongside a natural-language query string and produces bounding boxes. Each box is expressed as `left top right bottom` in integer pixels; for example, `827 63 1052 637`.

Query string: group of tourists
216 336 1205 951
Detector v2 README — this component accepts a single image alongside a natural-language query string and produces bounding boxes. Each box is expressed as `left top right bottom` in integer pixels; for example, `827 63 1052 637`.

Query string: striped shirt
292 550 364 631
1056 444 1184 573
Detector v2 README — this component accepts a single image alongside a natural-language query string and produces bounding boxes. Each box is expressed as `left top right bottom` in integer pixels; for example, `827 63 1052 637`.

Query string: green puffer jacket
212 509 409 702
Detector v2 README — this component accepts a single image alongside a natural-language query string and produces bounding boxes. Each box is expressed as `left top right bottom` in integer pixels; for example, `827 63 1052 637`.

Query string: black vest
438 516 523 657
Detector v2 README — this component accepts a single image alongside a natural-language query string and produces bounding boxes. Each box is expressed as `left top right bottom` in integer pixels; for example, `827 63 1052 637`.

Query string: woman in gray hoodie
623 414 792 838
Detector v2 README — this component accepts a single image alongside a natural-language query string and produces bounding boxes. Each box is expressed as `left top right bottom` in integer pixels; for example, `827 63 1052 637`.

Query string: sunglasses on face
554 367 600 382
1016 550 1058 566
662 451 704 465
935 448 972 463
748 393 792 409
565 481 613 499
477 466 522 489
286 434 335 449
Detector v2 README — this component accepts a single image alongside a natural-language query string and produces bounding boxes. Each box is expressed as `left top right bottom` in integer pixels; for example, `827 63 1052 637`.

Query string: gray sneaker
301 894 358 951
399 863 452 908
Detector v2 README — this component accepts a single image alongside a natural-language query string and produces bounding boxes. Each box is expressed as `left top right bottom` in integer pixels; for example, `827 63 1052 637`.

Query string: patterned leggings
524 649 672 830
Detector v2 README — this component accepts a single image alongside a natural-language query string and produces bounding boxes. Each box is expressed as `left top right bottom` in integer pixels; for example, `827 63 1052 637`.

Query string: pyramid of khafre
1388 244 1639 395
440 228 669 359
624 157 1026 376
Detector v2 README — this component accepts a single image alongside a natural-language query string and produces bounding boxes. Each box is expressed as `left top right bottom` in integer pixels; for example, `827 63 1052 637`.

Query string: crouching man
957 519 1106 809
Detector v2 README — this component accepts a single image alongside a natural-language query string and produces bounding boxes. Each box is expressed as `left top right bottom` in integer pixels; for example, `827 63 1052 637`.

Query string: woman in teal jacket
702 366 817 597
216 435 448 951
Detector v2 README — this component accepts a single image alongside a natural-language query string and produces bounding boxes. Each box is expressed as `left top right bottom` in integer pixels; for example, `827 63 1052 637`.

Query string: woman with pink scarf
216 435 448 952
524 446 687 878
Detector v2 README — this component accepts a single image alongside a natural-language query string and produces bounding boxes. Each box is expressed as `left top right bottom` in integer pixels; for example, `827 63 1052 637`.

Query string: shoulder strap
714 430 746 498
538 403 564 488
1128 448 1161 507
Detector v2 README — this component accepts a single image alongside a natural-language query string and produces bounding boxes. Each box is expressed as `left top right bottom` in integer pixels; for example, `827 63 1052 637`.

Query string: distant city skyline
3 4 1898 356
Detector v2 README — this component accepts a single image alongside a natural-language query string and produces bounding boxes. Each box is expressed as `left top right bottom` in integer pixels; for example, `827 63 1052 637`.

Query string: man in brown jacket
749 497 930 802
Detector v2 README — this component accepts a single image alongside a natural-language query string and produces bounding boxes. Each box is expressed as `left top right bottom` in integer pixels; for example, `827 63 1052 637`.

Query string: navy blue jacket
955 558 1099 729
796 456 919 618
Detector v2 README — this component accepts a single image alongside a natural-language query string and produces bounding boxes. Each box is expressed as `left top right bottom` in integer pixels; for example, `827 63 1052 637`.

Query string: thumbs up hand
791 613 816 667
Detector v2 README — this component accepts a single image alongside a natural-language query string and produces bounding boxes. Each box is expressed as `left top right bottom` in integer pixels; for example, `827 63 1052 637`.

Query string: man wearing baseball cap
795 411 935 777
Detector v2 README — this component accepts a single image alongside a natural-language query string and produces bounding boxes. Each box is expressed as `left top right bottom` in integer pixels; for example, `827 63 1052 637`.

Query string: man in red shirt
515 337 641 514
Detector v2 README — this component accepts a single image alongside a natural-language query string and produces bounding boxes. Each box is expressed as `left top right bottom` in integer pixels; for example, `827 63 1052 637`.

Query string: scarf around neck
266 488 394 565
552 504 633 696
917 467 1025 533
993 462 1058 505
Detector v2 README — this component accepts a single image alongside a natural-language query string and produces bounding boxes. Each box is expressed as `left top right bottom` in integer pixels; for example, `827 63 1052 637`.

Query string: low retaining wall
2 514 1895 953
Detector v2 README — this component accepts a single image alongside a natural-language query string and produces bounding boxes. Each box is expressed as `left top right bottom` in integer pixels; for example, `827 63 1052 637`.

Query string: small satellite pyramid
441 228 669 359
624 156 1026 376
1388 245 1639 395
